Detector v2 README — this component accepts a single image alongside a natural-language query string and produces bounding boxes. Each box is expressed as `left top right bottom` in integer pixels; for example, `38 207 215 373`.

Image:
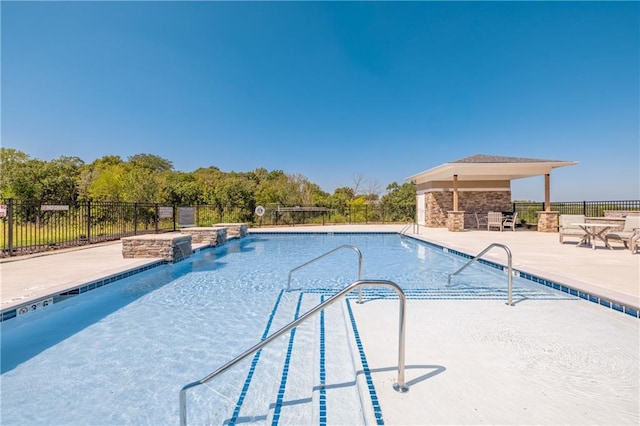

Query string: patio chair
630 230 640 255
605 215 640 250
558 214 587 244
474 212 488 229
503 212 518 231
487 212 503 231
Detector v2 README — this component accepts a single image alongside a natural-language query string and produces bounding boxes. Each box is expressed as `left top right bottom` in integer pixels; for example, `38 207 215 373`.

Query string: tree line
0 148 416 216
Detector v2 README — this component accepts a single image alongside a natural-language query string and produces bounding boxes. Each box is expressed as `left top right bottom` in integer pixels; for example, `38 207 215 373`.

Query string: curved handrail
446 243 514 306
287 245 364 303
286 245 362 291
399 221 418 235
179 279 408 426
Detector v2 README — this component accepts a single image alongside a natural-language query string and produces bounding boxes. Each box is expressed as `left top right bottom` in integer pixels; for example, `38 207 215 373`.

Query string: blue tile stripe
0 260 165 322
345 299 384 425
227 289 286 425
401 235 640 319
304 287 577 301
271 292 304 425
319 295 327 426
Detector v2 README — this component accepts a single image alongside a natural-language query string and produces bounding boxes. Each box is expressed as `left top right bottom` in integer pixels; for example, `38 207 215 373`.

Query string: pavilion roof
405 154 577 184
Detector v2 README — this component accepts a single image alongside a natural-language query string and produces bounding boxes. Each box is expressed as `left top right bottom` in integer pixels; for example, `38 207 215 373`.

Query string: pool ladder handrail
447 243 514 306
179 279 408 426
399 221 418 235
286 244 364 303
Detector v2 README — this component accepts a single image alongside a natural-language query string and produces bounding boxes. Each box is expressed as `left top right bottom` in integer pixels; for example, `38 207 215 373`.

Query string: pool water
0 234 573 425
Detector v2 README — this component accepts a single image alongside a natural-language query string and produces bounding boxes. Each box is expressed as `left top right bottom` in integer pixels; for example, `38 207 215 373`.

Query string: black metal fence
0 200 177 257
1 198 637 257
0 199 415 257
512 200 640 226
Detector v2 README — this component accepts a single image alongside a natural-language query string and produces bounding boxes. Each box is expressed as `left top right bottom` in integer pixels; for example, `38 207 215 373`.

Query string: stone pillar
447 211 465 232
537 211 559 232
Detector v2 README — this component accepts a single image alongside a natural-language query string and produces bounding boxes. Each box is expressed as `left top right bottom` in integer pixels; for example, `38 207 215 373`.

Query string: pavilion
405 154 577 231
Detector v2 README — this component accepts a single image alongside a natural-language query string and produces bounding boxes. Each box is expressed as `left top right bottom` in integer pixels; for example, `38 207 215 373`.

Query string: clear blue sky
2 1 638 201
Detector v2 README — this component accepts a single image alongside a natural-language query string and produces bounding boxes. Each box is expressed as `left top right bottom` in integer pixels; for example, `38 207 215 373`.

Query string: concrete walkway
1 224 638 311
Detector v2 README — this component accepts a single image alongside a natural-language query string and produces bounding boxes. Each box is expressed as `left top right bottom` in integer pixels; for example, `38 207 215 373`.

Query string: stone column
447 211 465 232
537 211 559 232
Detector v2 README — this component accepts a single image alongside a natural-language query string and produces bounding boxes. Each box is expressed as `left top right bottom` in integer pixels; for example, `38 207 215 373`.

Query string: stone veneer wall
216 223 248 238
425 191 512 229
122 234 192 262
425 192 449 227
180 227 227 246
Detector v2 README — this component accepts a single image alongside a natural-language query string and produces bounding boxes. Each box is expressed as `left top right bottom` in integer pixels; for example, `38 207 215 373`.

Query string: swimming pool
0 233 620 425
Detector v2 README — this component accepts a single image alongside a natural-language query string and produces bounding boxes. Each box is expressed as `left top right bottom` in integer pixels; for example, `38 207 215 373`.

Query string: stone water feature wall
122 234 192 262
180 227 227 247
216 223 248 238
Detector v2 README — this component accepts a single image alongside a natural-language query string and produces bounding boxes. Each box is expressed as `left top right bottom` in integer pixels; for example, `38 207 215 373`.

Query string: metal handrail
399 221 418 235
286 245 364 303
446 243 514 306
179 279 408 426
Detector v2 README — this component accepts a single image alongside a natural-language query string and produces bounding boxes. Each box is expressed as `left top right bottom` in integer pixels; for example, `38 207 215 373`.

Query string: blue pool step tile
267 293 319 425
313 298 365 425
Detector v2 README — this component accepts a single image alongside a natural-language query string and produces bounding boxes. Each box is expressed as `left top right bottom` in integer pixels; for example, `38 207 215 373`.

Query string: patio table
572 223 613 250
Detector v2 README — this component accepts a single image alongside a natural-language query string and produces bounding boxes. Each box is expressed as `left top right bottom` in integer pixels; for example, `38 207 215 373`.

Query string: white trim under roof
405 155 577 184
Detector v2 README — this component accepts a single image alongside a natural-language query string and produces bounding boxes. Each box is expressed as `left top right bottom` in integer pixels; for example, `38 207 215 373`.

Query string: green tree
80 156 127 201
38 156 84 201
162 171 204 205
0 148 32 198
326 187 354 210
254 169 291 205
191 166 225 204
128 153 173 172
380 182 416 221
347 196 368 222
0 149 83 201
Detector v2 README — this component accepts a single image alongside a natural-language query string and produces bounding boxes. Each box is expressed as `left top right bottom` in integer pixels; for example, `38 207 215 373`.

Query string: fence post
134 203 139 235
86 201 92 243
155 203 159 233
173 205 177 231
7 198 14 255
583 201 587 216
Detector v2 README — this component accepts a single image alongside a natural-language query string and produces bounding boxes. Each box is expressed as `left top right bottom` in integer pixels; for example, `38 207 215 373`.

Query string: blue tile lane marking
319 295 327 426
227 289 286 425
345 299 385 425
271 292 304 426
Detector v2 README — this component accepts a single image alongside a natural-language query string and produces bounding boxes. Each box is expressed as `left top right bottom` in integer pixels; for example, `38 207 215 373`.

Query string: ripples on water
0 233 578 424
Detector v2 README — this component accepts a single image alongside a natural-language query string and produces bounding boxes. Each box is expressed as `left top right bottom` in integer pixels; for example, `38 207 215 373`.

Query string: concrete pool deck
1 224 638 425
